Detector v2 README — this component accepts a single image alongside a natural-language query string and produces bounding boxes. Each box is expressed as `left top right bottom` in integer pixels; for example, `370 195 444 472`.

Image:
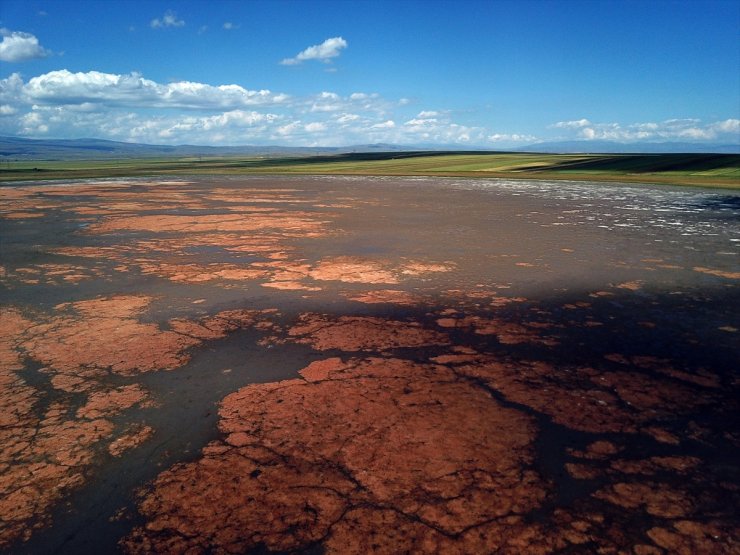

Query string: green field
1 151 738 188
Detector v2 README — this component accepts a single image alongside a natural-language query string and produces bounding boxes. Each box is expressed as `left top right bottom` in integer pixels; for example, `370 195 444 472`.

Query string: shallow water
1 176 738 554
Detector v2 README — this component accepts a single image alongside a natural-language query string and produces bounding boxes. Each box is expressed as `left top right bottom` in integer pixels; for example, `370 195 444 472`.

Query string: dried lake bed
1 175 738 553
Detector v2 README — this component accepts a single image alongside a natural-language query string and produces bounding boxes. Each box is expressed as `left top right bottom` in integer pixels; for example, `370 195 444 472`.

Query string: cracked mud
1 176 738 553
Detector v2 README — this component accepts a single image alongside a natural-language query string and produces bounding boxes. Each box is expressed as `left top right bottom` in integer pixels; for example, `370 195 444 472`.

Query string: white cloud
150 10 185 29
4 66 736 149
552 118 591 129
20 70 288 109
0 73 24 102
5 104 281 144
223 22 240 30
551 117 740 142
305 122 327 132
199 110 275 130
404 117 437 127
280 36 347 65
303 90 391 115
310 92 342 112
488 133 537 144
275 121 302 137
712 118 740 133
581 127 596 139
0 29 51 62
336 113 360 123
395 112 486 145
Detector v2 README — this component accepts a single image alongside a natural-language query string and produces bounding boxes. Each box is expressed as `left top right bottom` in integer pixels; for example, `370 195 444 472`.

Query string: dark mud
1 176 738 553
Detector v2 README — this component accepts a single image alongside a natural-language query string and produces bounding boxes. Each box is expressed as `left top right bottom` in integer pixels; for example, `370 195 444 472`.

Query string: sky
0 0 738 147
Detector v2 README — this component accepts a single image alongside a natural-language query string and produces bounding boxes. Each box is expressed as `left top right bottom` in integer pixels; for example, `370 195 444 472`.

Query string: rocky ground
1 176 738 553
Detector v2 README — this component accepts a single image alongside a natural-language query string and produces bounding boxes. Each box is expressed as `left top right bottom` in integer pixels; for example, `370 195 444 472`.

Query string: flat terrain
1 176 738 553
1 151 739 188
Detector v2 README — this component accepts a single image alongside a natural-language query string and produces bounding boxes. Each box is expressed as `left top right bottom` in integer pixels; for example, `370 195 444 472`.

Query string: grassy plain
1 151 738 188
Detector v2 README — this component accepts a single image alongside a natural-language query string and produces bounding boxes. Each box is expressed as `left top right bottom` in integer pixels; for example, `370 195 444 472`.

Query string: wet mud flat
1 175 738 554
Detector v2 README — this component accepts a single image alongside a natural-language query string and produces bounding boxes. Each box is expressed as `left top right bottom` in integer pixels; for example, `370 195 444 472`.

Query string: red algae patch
0 264 105 286
88 212 329 235
308 256 399 284
616 280 644 291
261 280 321 291
1 211 46 219
455 358 638 433
343 289 421 305
594 482 692 518
399 260 456 275
693 266 740 280
436 314 559 346
22 295 199 376
308 257 455 284
76 385 149 419
287 313 449 351
0 294 277 548
123 357 546 553
647 520 734 554
136 261 269 283
109 425 155 457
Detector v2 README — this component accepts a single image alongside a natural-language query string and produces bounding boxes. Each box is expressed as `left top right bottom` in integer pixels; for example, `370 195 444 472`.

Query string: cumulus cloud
1 71 477 146
303 90 389 116
0 29 51 62
6 104 281 144
404 117 438 127
272 121 299 136
552 118 591 129
0 73 24 102
712 118 740 133
551 117 740 142
305 122 327 132
20 70 288 109
335 113 360 124
396 111 486 145
310 92 342 112
5 64 735 149
280 37 347 65
488 133 537 143
150 10 185 29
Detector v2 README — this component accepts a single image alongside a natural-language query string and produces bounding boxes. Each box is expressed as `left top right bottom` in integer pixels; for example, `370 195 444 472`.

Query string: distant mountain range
518 140 740 154
0 136 417 160
0 136 737 160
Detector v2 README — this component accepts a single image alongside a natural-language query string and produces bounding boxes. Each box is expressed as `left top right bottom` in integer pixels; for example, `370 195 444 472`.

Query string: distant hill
0 136 418 161
520 140 740 154
1 136 738 160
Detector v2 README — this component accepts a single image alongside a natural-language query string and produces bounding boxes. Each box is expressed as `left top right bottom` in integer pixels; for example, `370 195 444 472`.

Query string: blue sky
1 0 738 147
